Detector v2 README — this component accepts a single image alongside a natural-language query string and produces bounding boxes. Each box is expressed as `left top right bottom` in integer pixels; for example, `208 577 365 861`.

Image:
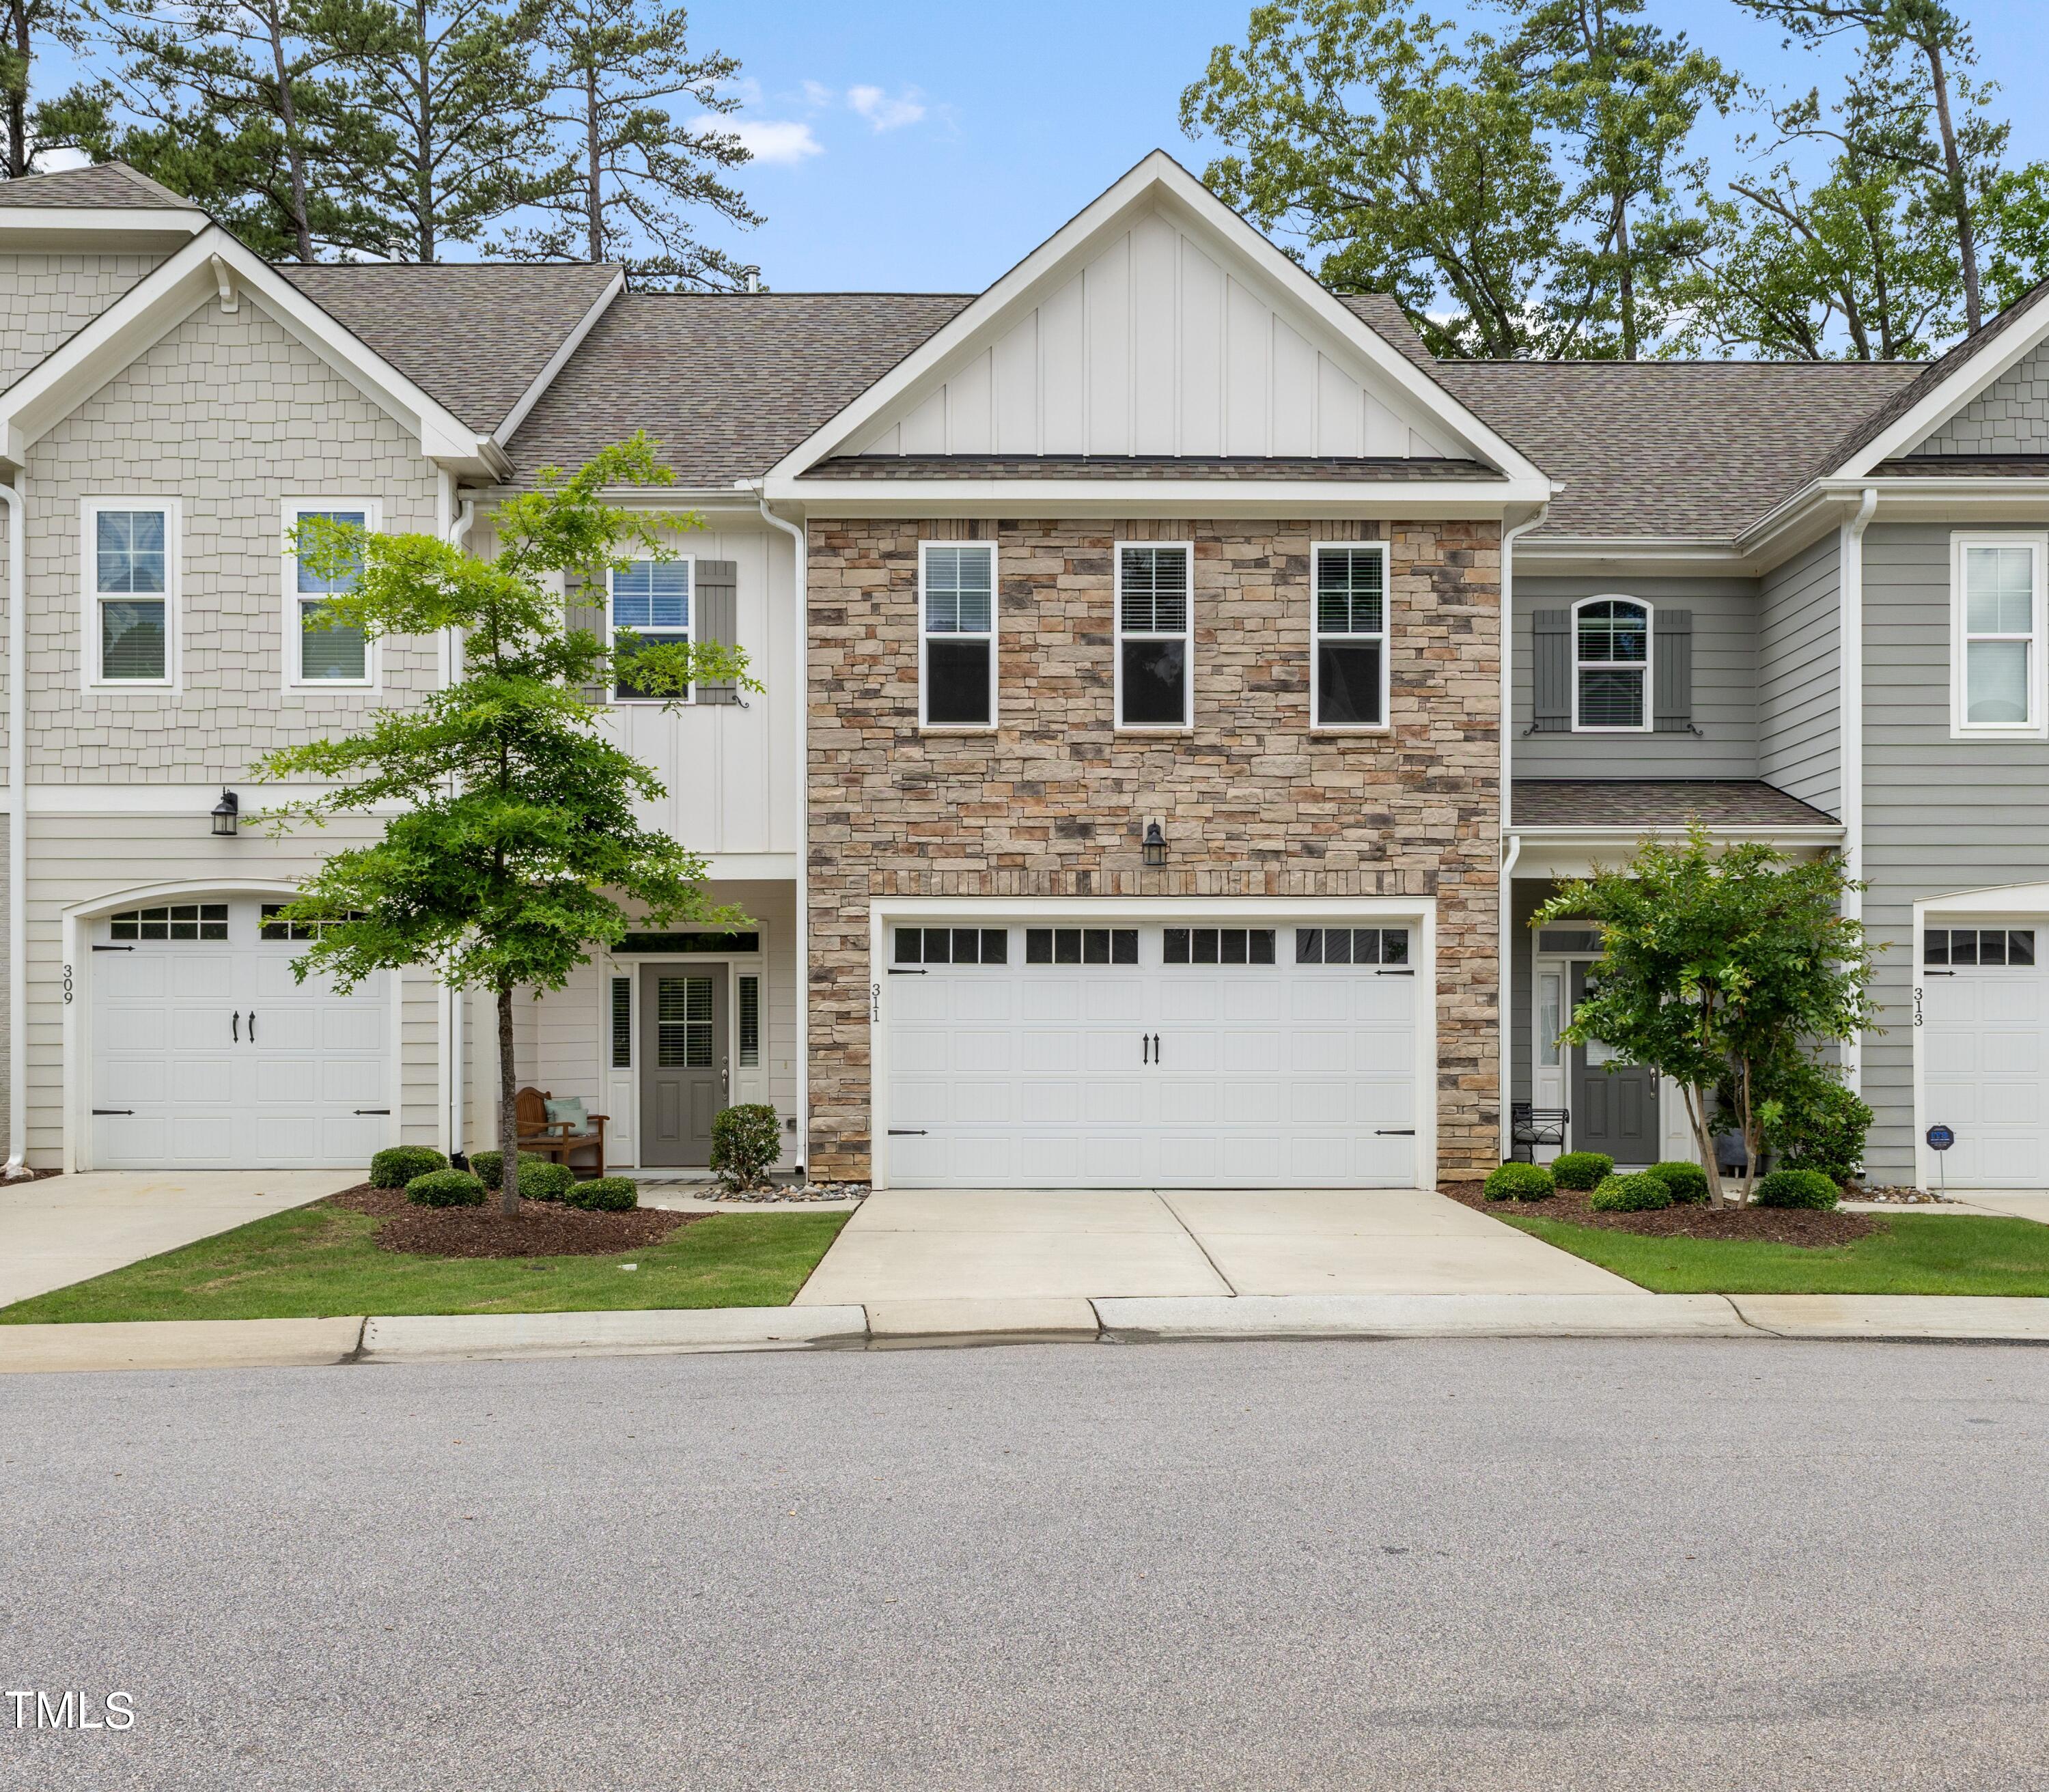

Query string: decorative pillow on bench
544 1096 589 1132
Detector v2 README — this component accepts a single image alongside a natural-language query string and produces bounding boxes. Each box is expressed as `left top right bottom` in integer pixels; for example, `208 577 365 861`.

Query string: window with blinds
289 505 370 686
611 975 632 1067
1116 544 1192 728
738 975 760 1067
611 559 693 702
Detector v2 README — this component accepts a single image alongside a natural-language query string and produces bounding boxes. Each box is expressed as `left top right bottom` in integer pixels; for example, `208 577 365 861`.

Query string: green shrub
1483 1162 1555 1202
405 1168 486 1207
1647 1160 1710 1205
1753 1168 1839 1210
469 1148 551 1192
568 1176 638 1212
1776 1076 1873 1186
370 1146 448 1189
1589 1171 1673 1212
710 1103 783 1190
1552 1151 1615 1192
517 1160 576 1203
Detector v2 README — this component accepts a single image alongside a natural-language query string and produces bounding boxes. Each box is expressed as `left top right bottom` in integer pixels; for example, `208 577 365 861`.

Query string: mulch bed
1441 1180 1882 1248
326 1184 701 1259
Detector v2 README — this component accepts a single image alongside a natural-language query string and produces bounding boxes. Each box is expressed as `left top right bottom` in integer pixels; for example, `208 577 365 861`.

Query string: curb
359 1306 869 1363
1091 1292 1754 1342
0 1316 366 1375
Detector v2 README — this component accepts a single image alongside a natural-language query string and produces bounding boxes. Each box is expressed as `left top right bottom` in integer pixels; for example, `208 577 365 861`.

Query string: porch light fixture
1142 821 1167 868
211 789 240 837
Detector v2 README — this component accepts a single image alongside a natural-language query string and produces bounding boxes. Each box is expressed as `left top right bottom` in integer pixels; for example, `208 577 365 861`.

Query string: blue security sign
1926 1125 1955 1151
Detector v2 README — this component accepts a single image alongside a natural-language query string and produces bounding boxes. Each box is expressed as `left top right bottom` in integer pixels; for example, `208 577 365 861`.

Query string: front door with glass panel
1567 962 1657 1162
639 966 727 1166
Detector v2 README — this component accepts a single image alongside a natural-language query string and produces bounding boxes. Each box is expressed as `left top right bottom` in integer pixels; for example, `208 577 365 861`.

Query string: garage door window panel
920 544 996 729
1927 927 2036 967
1025 927 1137 965
895 927 1009 965
1116 544 1193 729
1294 927 1410 966
109 903 227 942
1163 927 1275 965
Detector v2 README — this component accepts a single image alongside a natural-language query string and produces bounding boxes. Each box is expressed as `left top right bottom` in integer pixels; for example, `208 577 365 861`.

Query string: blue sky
690 0 2049 293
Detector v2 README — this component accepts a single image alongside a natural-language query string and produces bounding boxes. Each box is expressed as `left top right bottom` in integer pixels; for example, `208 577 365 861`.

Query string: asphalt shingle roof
1513 779 1840 830
0 161 195 209
503 290 973 484
276 262 621 436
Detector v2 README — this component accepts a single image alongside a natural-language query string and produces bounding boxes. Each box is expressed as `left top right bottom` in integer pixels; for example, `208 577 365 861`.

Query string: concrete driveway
0 1171 359 1308
794 1186 1631 1306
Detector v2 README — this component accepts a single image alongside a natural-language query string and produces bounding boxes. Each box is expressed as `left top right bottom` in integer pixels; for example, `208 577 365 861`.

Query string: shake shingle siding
1757 533 1841 814
1860 522 2049 1179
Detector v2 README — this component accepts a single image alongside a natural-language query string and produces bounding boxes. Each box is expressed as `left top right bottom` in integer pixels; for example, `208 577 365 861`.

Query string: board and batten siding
1859 520 2049 1179
1756 533 1842 815
1512 576 1759 779
0 249 171 392
855 204 1451 462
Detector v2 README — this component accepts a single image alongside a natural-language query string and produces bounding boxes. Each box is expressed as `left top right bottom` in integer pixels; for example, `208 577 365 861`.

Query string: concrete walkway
793 1186 1632 1306
0 1171 359 1308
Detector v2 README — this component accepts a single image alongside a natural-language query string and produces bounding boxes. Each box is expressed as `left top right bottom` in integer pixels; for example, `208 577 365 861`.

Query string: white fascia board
1509 824 1845 842
0 206 208 250
1837 307 2049 479
1516 537 1753 578
764 474 1552 519
764 148 1550 487
493 267 625 444
1915 878 2049 912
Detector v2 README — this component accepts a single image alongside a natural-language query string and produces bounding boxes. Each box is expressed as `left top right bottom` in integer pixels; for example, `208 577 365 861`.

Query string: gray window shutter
1531 609 1570 733
1654 608 1693 733
565 571 606 702
695 559 740 705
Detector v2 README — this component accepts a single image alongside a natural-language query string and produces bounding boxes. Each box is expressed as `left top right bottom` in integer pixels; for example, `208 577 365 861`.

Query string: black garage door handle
92 1108 134 1116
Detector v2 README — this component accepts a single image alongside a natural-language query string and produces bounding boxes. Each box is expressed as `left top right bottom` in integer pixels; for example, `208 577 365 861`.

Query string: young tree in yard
1533 828 1878 1205
252 437 757 1216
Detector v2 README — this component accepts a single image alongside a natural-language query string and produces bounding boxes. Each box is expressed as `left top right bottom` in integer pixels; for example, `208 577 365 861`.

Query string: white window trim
1949 531 2049 740
282 499 382 692
1570 593 1653 734
1309 541 1392 733
607 554 695 705
1113 538 1195 732
917 539 998 731
80 496 180 692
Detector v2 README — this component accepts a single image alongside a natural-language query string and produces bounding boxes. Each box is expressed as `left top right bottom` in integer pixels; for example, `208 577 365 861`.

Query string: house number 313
1912 986 1923 1027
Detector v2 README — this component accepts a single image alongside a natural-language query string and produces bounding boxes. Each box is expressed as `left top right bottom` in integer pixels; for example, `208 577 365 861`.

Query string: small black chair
1509 1102 1569 1163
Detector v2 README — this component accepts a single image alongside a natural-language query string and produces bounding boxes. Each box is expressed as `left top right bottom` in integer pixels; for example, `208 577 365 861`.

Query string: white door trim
867 894 1438 1190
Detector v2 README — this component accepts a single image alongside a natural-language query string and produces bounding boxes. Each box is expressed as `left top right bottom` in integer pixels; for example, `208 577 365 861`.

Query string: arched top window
1572 596 1651 732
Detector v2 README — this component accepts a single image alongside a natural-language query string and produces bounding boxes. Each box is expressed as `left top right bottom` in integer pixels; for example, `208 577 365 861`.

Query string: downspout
2 473 24 1179
1498 502 1550 1162
753 490 809 1178
443 492 476 1159
1840 486 1878 1096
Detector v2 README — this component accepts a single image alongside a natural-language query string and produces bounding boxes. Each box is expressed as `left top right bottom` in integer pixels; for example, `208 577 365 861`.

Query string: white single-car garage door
878 919 1423 1188
89 896 394 1171
1921 921 2049 1188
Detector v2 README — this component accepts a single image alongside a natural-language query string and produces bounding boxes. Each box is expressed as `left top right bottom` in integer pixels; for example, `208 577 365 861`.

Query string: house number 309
62 965 72 1005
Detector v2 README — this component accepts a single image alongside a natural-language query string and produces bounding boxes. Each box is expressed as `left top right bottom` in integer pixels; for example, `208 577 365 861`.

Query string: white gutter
752 490 809 1178
2 473 23 1179
1841 485 1878 1095
1498 503 1549 1162
443 491 476 1159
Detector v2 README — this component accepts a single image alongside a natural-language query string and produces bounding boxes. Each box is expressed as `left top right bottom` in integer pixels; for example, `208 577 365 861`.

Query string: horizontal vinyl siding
1757 533 1841 813
1860 519 2049 1179
1513 576 1759 779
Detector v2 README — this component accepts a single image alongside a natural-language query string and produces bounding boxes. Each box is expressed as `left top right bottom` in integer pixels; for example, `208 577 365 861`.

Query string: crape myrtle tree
1533 827 1878 1205
253 436 757 1214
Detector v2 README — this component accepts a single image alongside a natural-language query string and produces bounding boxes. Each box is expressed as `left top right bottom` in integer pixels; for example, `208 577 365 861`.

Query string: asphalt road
3 1337 2048 1791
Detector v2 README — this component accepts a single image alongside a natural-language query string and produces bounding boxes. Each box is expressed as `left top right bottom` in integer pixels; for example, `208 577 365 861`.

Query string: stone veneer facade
805 515 1503 1183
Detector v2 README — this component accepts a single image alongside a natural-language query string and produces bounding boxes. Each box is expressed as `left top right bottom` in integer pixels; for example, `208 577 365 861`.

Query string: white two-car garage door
89 897 394 1170
1920 921 2049 1188
878 919 1423 1188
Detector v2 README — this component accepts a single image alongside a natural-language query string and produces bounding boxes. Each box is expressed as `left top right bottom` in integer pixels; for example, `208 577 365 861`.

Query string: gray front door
639 967 727 1167
1569 963 1658 1162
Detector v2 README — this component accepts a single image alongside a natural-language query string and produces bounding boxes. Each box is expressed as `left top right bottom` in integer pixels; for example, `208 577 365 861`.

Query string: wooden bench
515 1086 608 1179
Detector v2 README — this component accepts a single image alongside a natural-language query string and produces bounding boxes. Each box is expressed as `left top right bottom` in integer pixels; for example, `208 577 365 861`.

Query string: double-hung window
919 542 996 727
1312 544 1389 729
285 502 374 687
85 500 173 686
610 558 692 703
1572 596 1650 731
1953 535 2047 735
1116 542 1193 729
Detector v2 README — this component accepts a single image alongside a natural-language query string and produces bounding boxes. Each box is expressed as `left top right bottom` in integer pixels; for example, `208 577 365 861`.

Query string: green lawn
0 1201 849 1324
1499 1210 2049 1296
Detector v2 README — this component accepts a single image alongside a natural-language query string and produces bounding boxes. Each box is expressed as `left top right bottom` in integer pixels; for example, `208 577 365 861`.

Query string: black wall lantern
1142 820 1167 868
211 789 240 837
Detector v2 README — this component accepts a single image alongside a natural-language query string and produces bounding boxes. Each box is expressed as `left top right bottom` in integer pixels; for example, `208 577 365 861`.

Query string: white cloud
799 79 836 111
846 85 927 132
727 117 825 165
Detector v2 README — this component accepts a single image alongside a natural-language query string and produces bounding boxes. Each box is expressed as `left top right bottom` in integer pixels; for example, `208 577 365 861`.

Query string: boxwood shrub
1483 1162 1555 1202
567 1176 638 1212
370 1146 447 1189
1589 1171 1673 1212
469 1148 551 1192
517 1160 576 1203
1753 1168 1840 1210
710 1103 783 1190
1647 1160 1710 1205
405 1168 486 1207
1552 1151 1615 1192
